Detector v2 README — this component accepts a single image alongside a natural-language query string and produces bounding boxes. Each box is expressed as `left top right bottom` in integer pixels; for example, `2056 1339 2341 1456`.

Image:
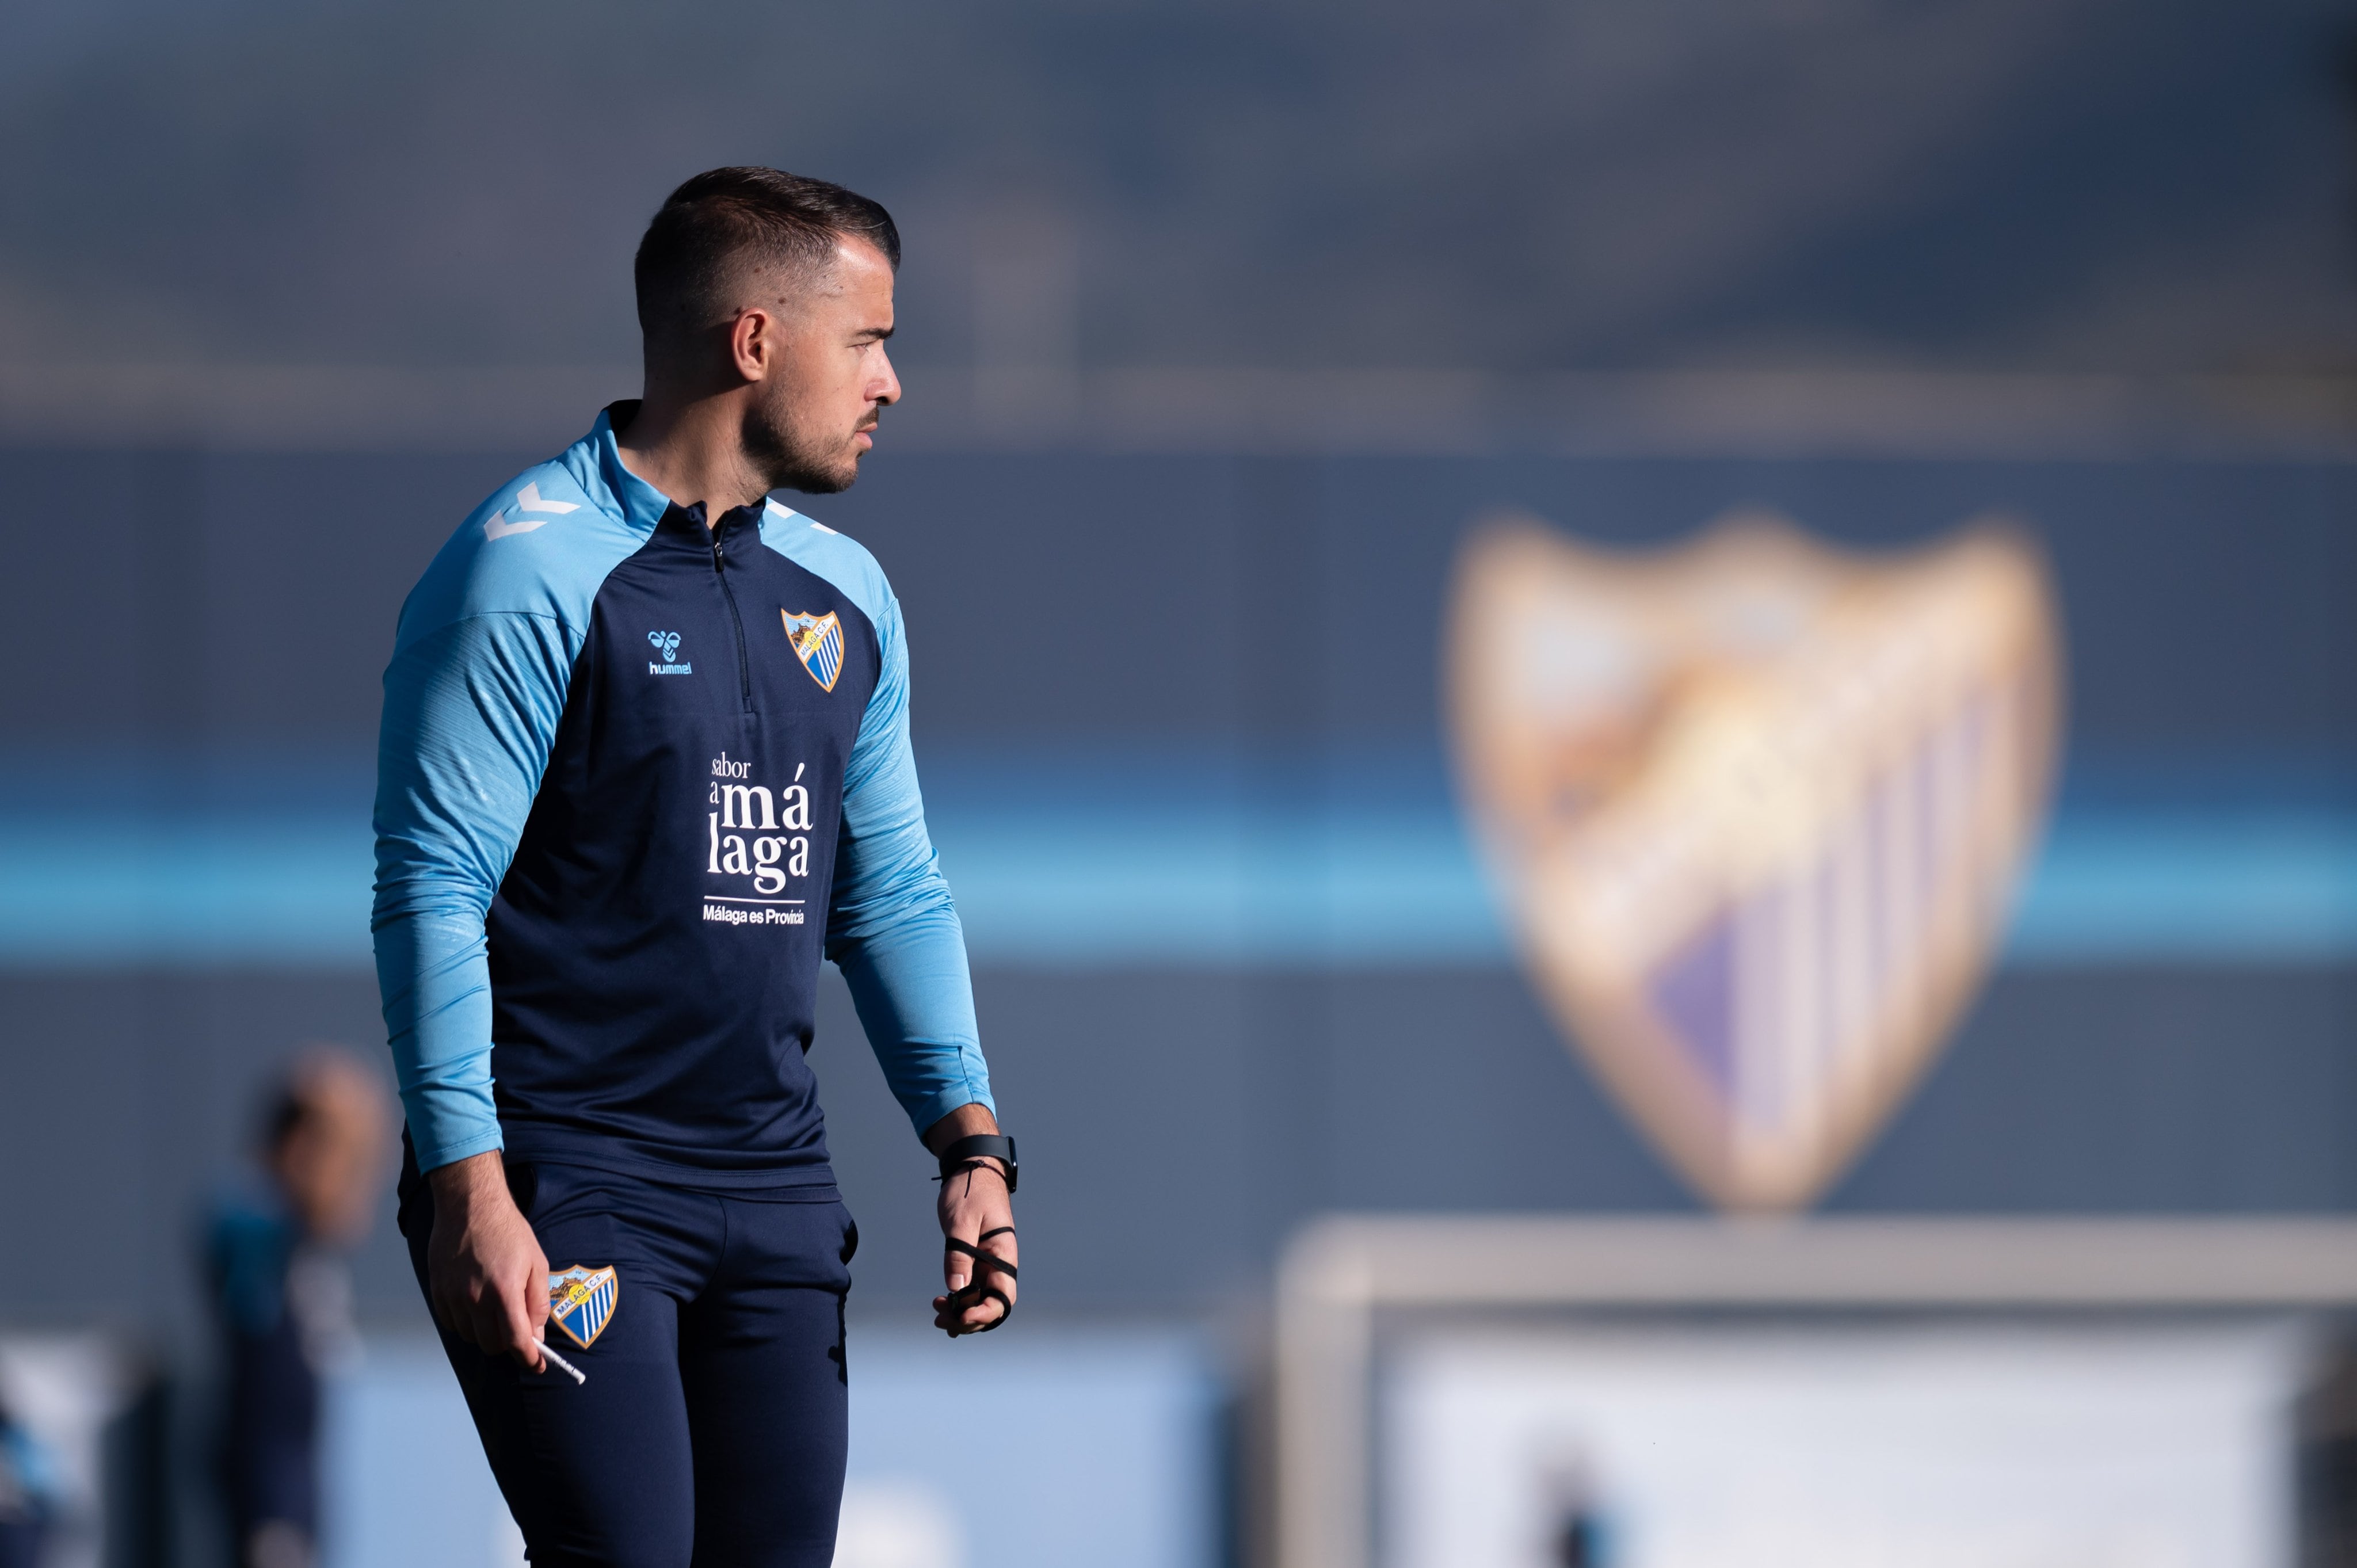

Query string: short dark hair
262 1081 315 1153
634 166 900 342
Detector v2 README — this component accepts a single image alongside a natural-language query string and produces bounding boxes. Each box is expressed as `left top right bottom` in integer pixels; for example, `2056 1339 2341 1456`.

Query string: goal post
1274 1216 2357 1568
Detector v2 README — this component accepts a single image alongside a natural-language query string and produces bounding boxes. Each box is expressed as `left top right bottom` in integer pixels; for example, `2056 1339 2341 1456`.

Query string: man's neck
613 387 770 526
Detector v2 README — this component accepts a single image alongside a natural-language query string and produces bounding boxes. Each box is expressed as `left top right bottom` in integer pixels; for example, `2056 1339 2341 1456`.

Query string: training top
371 403 991 1184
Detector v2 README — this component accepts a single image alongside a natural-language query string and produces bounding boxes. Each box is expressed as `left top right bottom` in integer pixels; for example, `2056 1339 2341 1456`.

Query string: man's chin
771 452 863 497
793 459 860 496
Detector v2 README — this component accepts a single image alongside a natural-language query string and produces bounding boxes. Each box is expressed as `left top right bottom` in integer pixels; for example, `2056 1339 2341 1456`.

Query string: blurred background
1 0 2355 1564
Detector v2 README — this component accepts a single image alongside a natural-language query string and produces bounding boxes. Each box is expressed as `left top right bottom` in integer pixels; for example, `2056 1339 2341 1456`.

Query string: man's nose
872 348 901 407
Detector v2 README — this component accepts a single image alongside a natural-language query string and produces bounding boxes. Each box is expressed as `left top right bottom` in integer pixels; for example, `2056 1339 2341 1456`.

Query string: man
0 1395 54 1568
205 1049 390 1568
372 167 1017 1568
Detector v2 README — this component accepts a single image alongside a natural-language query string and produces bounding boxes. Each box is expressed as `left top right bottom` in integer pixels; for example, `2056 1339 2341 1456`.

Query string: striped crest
547 1264 619 1349
783 610 845 692
1447 515 2059 1211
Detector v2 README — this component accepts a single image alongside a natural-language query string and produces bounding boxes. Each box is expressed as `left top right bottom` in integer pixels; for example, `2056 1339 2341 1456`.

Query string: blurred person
1535 1441 1611 1568
372 166 1016 1568
204 1048 391 1568
0 1394 56 1568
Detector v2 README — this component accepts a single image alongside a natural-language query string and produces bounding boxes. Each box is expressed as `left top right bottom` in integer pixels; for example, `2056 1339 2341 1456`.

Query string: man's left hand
924 1104 1017 1336
932 1158 1017 1335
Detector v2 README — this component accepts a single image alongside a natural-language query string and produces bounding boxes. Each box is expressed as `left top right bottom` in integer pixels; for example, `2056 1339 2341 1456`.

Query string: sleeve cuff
401 1101 505 1173
903 1076 997 1140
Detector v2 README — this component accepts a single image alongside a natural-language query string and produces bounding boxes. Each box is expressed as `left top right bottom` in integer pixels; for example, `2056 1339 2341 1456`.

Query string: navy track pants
398 1147 857 1567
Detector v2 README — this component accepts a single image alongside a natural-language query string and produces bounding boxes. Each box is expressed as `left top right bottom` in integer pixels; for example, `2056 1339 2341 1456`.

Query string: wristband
937 1134 1018 1195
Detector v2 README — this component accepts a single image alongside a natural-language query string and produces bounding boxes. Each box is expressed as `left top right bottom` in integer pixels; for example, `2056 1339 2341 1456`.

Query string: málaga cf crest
548 1265 619 1349
783 610 845 692
1446 515 2059 1211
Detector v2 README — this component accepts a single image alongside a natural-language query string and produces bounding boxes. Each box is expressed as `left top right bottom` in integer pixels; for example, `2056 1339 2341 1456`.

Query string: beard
741 395 868 495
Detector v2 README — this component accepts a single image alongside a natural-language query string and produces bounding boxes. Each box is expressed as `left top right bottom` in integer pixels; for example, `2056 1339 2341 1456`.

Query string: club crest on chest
781 610 845 692
547 1265 619 1349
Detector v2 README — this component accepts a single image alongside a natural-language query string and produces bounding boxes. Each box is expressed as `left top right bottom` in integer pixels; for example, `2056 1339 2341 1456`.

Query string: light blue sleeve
795 531 995 1137
371 612 575 1170
826 585 995 1134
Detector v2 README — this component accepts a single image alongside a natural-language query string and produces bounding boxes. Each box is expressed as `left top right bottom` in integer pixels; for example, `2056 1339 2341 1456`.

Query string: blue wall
0 444 2350 1335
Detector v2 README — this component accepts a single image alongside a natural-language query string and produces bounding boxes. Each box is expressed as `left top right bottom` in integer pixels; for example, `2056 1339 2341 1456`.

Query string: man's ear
730 308 774 383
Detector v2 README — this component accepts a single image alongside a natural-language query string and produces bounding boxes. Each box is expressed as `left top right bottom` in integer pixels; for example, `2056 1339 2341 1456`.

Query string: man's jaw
740 400 874 495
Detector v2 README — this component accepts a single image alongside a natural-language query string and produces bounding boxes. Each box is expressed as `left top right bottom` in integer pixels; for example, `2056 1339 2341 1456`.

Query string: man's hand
924 1105 1017 1337
426 1151 550 1371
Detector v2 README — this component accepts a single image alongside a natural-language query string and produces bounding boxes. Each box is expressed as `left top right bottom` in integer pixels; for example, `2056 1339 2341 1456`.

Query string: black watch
937 1134 1018 1195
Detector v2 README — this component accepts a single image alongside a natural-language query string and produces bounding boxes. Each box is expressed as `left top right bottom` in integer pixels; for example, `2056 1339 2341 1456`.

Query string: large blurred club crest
1446 515 2061 1211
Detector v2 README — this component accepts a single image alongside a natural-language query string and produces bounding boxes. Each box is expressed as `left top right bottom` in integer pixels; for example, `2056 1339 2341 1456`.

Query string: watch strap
938 1134 1017 1193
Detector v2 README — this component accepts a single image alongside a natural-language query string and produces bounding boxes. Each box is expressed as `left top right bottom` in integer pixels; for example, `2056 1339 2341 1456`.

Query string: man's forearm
922 1101 1001 1157
427 1147 512 1210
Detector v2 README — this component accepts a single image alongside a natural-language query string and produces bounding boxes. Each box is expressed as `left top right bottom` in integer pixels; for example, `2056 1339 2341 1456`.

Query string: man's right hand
425 1151 550 1372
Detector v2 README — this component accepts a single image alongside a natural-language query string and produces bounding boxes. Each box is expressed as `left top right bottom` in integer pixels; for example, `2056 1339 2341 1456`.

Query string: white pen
535 1340 588 1386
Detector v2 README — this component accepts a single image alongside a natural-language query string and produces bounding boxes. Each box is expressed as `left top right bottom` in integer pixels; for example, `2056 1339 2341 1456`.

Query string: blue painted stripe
1 753 2350 969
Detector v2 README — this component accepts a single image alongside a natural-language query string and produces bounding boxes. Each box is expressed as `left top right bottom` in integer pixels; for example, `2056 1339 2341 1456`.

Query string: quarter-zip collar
577 400 674 537
588 400 771 550
648 499 766 557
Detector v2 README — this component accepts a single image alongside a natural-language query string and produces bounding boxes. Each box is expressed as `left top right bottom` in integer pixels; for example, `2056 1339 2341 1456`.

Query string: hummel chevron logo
516 483 579 514
483 482 582 541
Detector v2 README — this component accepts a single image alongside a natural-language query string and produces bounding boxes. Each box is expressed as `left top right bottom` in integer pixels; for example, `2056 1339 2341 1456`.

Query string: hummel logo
483 482 582 541
647 630 691 676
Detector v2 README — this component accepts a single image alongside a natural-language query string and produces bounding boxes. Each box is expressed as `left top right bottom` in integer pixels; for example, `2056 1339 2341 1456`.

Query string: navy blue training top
371 403 992 1185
